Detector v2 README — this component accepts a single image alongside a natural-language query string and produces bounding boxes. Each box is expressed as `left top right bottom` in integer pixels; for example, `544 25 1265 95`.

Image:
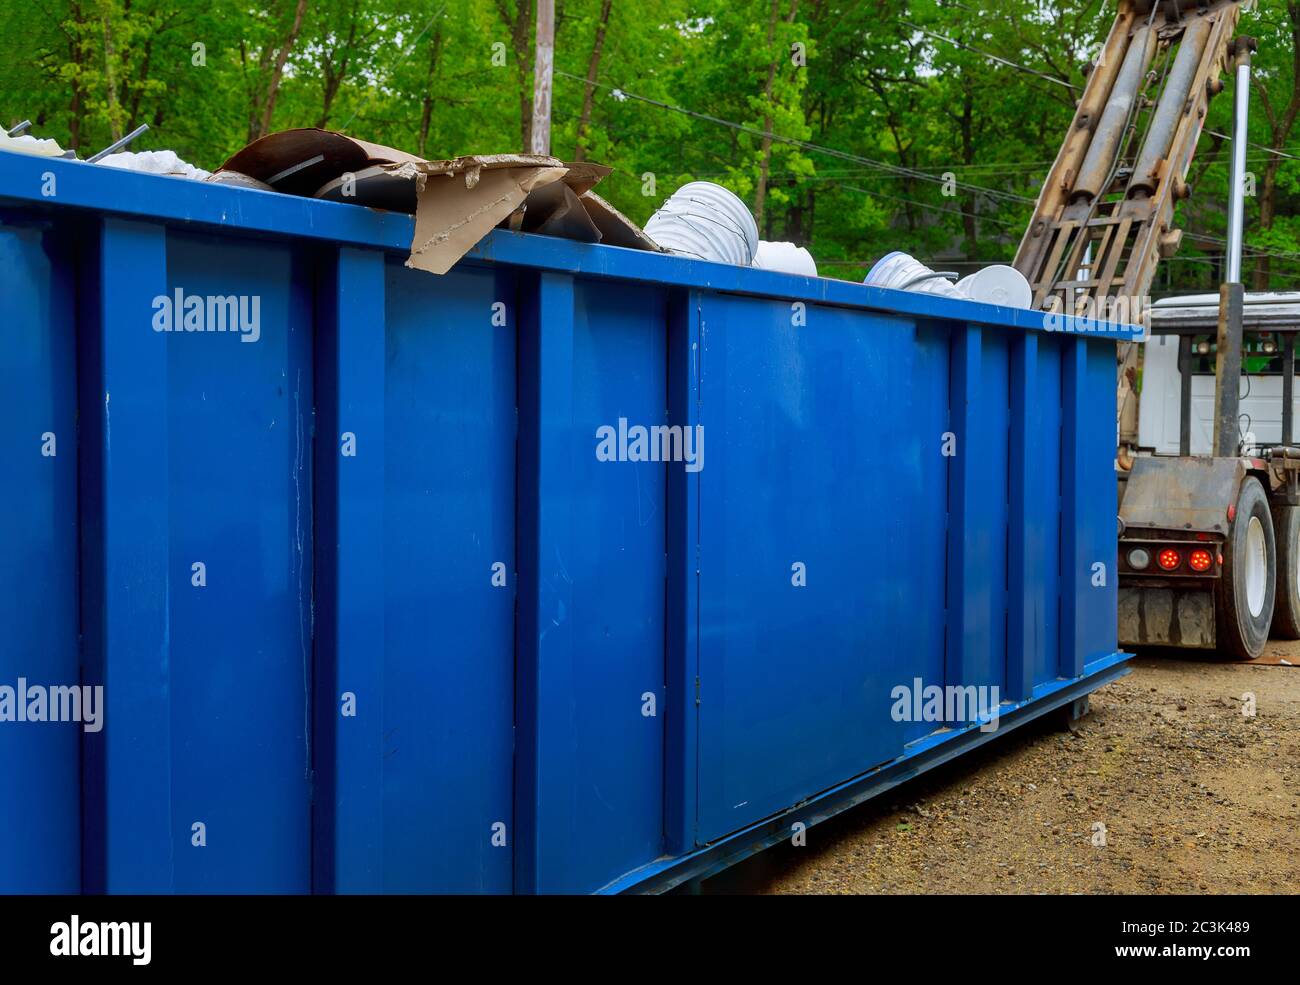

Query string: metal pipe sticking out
1213 37 1255 457
86 124 149 164
1224 42 1254 284
1071 24 1156 204
1128 16 1213 198
6 120 32 137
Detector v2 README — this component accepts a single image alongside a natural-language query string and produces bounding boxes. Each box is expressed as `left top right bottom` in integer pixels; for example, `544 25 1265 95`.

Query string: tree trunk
128 33 157 131
68 2 87 152
418 29 444 157
1254 162 1280 289
100 9 123 141
754 0 798 227
787 181 805 242
959 84 978 261
319 13 364 130
319 65 346 129
253 0 309 141
573 0 613 161
500 0 534 152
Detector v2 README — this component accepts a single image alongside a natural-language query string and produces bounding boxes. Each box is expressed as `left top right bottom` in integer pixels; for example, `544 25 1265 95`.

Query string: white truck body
1140 292 1300 454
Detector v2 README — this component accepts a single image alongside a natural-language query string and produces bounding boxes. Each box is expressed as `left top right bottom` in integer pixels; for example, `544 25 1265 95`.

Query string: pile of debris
3 119 1026 300
211 128 656 274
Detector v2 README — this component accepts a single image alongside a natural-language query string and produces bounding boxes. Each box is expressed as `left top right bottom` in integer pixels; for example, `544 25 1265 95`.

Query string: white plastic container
956 265 1033 308
754 240 818 277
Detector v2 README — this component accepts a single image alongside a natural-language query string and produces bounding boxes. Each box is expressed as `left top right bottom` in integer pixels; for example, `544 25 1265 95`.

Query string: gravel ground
707 649 1300 895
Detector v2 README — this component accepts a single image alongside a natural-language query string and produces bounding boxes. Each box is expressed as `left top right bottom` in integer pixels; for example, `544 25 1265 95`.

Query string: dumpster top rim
0 151 1139 340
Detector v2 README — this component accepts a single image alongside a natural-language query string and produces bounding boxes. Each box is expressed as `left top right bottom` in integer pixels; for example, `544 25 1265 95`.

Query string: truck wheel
1271 504 1300 639
1216 477 1275 660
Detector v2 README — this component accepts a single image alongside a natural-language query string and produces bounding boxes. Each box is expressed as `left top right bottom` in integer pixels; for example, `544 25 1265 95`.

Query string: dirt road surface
708 645 1300 895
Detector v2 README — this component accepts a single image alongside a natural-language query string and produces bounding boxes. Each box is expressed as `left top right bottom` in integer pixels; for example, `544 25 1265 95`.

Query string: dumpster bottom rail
603 652 1131 895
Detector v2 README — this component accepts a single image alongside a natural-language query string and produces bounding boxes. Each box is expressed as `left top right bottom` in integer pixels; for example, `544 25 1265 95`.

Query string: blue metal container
0 152 1132 894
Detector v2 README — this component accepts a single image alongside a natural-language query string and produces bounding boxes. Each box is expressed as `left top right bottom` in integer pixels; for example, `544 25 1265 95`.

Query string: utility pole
530 0 555 155
1213 36 1257 457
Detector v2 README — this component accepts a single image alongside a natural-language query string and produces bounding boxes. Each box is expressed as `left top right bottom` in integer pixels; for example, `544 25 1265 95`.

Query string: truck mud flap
1118 585 1216 648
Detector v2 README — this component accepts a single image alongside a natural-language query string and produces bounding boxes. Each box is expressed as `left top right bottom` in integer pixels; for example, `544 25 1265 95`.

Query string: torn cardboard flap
580 191 661 252
403 155 617 274
407 162 568 275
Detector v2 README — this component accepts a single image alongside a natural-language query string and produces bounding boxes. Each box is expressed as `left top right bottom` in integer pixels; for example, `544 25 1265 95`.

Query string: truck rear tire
1271 504 1300 640
1216 477 1275 660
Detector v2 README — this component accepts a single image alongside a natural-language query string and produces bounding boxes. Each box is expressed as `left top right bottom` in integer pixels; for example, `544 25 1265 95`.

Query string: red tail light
1158 548 1182 571
1189 549 1212 572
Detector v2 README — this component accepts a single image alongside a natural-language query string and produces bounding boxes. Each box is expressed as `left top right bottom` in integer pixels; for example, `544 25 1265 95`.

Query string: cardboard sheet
402 155 621 274
407 160 568 275
580 191 661 252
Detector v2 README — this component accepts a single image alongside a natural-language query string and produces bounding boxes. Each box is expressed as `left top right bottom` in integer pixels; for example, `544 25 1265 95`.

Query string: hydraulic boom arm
1014 0 1246 319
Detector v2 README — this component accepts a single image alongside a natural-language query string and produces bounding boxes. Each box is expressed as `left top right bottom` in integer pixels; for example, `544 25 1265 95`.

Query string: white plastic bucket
754 240 818 277
955 265 1032 308
645 182 758 265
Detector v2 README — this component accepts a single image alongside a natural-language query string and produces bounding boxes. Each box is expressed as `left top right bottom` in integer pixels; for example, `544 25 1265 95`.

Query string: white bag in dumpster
96 149 210 180
754 240 818 277
645 181 758 265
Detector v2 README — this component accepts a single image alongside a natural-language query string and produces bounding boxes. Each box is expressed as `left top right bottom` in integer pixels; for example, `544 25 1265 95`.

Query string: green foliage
2 0 1298 290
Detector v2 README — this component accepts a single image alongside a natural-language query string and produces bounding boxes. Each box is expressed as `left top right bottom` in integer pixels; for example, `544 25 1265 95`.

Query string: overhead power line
555 63 1300 264
906 19 1300 163
902 23 1083 92
835 182 1022 229
553 69 1032 205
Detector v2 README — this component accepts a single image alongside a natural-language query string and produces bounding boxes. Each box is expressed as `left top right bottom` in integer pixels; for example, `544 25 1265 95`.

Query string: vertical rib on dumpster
899 322 952 746
1030 337 1064 687
1007 333 1039 702
1061 337 1090 678
313 247 386 893
82 218 174 893
665 290 702 857
516 270 577 894
946 324 1010 715
0 220 80 892
518 271 670 893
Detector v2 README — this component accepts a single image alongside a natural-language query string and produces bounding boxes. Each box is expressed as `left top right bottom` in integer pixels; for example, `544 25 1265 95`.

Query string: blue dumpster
0 151 1132 894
